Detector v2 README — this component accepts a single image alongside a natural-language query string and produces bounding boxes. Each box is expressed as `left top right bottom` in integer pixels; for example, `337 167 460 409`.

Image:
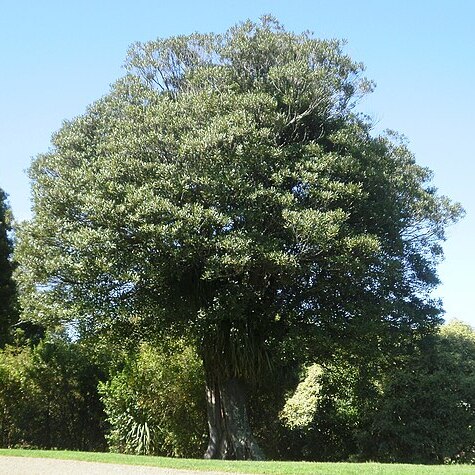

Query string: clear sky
1 1 473 325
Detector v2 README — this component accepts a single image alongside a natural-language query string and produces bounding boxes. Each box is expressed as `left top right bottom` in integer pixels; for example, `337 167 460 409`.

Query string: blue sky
0 1 473 325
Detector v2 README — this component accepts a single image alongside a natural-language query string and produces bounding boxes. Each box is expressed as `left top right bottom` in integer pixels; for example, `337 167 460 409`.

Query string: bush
278 322 475 464
0 345 33 447
367 321 475 464
279 360 378 461
0 337 106 450
99 339 207 457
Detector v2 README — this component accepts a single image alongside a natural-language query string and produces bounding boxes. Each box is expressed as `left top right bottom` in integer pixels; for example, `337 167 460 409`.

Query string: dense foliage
9 17 465 460
1 321 474 463
0 189 17 347
99 340 207 457
0 336 106 450
278 321 475 463
17 18 460 365
368 321 475 463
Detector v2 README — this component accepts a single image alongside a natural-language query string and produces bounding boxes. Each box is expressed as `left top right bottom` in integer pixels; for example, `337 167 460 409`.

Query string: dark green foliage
0 337 106 450
0 189 17 347
277 322 475 464
99 340 207 457
367 321 475 464
16 17 461 379
278 358 379 462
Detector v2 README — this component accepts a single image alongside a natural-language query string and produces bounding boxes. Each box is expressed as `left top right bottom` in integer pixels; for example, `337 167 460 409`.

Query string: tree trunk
204 377 265 460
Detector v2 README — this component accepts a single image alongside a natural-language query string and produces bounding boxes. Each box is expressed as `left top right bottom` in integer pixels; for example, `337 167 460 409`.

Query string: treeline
1 319 474 463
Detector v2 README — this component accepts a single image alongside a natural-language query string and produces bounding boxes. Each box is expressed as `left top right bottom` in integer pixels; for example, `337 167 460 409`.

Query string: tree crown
16 18 462 375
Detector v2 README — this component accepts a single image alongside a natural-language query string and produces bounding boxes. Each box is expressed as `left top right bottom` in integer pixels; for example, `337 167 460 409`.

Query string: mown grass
0 449 473 474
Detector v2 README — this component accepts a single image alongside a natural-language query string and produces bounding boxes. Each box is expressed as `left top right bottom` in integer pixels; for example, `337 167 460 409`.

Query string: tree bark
204 377 265 460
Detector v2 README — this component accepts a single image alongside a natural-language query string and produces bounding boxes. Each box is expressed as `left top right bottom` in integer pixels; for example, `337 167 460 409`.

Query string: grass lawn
0 449 473 474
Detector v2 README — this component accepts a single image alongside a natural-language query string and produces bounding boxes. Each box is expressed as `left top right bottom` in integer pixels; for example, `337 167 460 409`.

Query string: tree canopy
15 17 462 459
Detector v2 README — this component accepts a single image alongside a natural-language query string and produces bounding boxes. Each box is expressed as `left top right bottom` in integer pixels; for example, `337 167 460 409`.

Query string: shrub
368 321 475 464
0 337 106 450
99 339 207 457
279 361 376 461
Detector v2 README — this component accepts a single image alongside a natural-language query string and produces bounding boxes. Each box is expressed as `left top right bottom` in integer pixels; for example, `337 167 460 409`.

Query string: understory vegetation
0 321 474 463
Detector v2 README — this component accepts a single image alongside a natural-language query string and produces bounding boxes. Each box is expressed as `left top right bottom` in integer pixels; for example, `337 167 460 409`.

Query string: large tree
0 188 17 347
16 17 462 459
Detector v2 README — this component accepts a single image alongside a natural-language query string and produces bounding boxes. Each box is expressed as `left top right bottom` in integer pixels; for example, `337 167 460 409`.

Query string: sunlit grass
0 449 473 474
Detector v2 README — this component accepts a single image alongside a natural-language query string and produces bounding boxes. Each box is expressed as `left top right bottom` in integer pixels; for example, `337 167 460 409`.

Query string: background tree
15 17 462 459
366 320 475 464
0 188 17 347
